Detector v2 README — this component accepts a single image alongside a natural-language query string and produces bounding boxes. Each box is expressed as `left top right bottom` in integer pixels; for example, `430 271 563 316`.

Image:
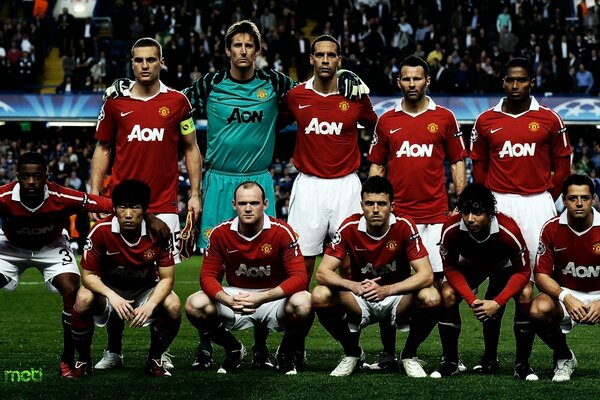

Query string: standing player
184 181 312 375
312 176 438 376
90 37 201 370
432 183 535 380
0 152 112 378
532 174 600 382
70 180 181 378
368 55 468 374
471 57 571 372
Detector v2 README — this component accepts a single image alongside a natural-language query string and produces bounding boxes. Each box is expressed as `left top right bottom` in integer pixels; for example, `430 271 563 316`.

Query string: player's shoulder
268 216 298 240
391 212 419 229
337 213 362 232
432 103 458 118
441 213 462 231
0 181 16 198
540 214 561 234
88 217 113 239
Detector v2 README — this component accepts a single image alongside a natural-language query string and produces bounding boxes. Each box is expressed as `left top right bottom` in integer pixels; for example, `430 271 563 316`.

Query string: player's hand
349 280 366 296
102 78 132 102
233 291 264 314
88 212 109 222
337 69 370 101
107 294 135 321
146 213 170 244
360 277 387 302
130 302 156 328
564 294 588 322
471 299 501 321
187 194 202 222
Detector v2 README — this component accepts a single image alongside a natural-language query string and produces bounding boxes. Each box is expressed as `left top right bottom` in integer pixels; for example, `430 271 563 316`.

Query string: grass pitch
1 256 599 399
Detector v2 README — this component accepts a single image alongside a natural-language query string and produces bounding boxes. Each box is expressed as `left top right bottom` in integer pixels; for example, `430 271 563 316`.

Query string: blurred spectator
56 7 75 56
575 63 594 93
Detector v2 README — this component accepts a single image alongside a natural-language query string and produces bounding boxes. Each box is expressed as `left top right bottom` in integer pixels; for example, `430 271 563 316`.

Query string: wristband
558 291 568 303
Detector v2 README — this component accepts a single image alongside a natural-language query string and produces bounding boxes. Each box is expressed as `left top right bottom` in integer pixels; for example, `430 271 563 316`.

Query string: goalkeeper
101 21 369 371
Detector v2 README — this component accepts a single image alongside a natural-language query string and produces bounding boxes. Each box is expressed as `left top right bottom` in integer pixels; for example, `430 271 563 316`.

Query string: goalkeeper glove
337 69 370 101
102 78 133 102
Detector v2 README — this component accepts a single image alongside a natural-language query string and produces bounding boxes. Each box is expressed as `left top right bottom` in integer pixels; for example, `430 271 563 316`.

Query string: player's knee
418 286 441 309
518 282 533 303
163 292 181 320
74 287 95 313
185 291 213 320
311 285 332 307
441 284 457 307
289 291 312 318
530 295 554 322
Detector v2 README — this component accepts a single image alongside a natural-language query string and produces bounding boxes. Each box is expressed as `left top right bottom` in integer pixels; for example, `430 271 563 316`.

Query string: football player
471 57 571 373
312 176 439 376
0 152 112 378
184 181 312 375
70 180 180 377
432 183 535 380
532 174 600 382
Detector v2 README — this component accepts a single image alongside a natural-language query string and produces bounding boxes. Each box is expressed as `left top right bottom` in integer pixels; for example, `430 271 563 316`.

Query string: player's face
17 163 47 200
503 67 534 101
226 33 257 73
461 208 491 237
361 192 393 229
131 46 163 85
310 41 341 81
398 65 430 103
563 184 594 222
233 186 267 226
115 203 145 233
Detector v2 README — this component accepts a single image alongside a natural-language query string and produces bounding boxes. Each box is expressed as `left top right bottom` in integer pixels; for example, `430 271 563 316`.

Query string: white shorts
417 223 443 273
558 288 600 333
214 287 306 332
94 286 156 327
0 234 80 293
156 213 181 264
493 191 556 269
288 173 362 256
348 293 406 332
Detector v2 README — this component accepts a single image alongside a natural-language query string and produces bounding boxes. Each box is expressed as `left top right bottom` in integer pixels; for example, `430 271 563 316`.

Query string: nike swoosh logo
490 127 503 134
298 104 311 109
390 128 402 134
120 111 133 117
553 247 568 252
106 251 121 256
227 249 239 253
354 246 367 251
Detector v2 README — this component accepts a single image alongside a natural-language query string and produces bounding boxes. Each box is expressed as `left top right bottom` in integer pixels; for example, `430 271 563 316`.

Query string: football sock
203 324 241 352
316 307 361 357
400 308 438 359
438 305 461 361
106 311 125 355
253 324 270 354
536 325 572 360
379 320 397 355
71 309 94 363
149 315 181 360
198 334 214 353
514 302 534 363
482 306 505 360
61 293 76 363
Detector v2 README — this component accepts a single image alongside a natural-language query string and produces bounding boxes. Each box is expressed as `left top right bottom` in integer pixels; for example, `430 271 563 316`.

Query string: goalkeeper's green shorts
199 169 276 248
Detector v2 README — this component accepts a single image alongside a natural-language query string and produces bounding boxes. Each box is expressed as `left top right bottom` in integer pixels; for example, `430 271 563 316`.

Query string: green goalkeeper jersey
185 69 295 173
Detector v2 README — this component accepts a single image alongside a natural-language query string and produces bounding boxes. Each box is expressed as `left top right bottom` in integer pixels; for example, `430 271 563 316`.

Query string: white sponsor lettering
235 263 271 277
395 141 433 158
361 261 397 276
562 262 600 278
127 125 165 142
305 118 342 135
498 141 536 158
16 225 55 235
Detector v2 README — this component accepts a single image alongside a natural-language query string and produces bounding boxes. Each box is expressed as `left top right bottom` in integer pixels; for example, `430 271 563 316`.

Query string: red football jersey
440 212 530 306
0 181 112 250
325 213 428 285
535 210 600 292
200 215 308 298
471 97 571 195
81 216 174 293
95 82 194 213
282 79 377 178
368 98 467 223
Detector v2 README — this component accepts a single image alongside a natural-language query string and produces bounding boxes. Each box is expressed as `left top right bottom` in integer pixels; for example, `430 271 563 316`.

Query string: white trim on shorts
94 286 156 328
156 213 181 264
416 223 443 273
288 172 362 256
348 292 406 332
0 234 79 293
558 287 600 333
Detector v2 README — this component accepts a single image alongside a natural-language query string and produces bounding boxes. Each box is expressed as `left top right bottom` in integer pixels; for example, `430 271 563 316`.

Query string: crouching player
432 183 535 380
532 174 600 382
311 176 439 377
70 180 181 377
185 181 312 375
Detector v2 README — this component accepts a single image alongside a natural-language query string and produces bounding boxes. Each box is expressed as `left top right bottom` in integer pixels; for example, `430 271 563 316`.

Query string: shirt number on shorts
59 249 73 266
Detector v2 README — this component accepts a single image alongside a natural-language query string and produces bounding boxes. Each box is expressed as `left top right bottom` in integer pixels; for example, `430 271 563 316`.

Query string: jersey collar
127 81 168 100
230 214 272 239
559 208 600 227
493 96 540 113
357 214 396 239
304 77 337 97
394 96 436 115
459 215 499 242
12 183 49 212
111 216 148 236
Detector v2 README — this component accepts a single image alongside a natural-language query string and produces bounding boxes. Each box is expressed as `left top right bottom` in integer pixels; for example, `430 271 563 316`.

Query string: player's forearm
550 156 571 201
145 275 174 309
316 267 356 291
184 141 202 197
257 286 286 304
534 272 564 299
443 266 477 305
494 269 529 306
82 271 117 299
214 290 235 308
472 159 488 184
387 269 433 296
451 159 467 195
368 163 386 177
90 142 111 195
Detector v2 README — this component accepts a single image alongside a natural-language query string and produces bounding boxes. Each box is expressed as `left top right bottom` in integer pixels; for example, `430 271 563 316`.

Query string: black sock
62 310 75 363
481 306 505 360
106 312 125 355
253 324 270 354
148 316 181 360
536 326 571 360
379 320 397 355
204 324 241 352
401 308 438 359
438 322 461 362
514 302 535 364
72 327 94 363
316 307 361 357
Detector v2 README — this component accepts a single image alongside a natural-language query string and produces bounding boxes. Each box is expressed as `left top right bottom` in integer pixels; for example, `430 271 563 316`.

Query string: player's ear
390 201 394 212
231 200 236 210
263 198 268 210
309 53 315 66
